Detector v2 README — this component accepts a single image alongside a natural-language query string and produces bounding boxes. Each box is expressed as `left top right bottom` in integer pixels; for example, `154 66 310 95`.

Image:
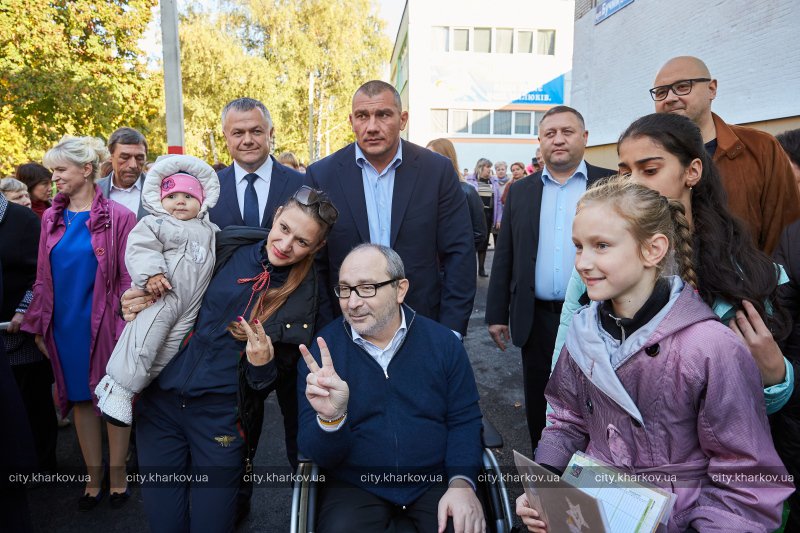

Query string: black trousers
238 349 300 505
318 482 455 533
12 360 58 472
520 305 561 452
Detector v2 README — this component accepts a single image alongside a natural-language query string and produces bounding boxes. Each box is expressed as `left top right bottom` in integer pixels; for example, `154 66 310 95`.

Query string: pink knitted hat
160 172 205 204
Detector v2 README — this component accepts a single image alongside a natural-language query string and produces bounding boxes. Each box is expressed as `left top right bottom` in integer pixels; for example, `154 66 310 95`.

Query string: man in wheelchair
297 244 485 533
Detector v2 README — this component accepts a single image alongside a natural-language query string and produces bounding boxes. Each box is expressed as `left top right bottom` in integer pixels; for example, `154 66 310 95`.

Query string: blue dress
51 211 97 402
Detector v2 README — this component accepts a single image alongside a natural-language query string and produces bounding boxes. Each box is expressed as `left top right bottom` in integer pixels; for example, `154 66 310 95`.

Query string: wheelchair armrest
297 453 313 464
481 416 504 449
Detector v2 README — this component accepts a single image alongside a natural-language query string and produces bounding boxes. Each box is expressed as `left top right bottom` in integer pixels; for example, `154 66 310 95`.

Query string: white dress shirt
108 176 142 215
234 158 273 225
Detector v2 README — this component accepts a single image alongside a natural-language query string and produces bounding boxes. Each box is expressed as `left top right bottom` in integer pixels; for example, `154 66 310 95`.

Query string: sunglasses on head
291 185 339 226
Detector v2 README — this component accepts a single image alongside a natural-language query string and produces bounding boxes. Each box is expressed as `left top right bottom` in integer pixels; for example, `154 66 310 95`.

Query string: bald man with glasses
651 55 799 254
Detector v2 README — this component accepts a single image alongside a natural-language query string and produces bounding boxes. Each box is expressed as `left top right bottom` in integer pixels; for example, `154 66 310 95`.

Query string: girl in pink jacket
518 177 793 532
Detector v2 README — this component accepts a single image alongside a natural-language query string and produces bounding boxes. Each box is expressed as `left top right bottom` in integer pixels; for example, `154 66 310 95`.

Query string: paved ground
27 249 533 531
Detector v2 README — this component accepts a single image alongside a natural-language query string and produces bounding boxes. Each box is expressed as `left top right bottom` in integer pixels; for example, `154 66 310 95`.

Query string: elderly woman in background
0 177 32 208
22 136 136 510
15 163 52 217
426 138 487 253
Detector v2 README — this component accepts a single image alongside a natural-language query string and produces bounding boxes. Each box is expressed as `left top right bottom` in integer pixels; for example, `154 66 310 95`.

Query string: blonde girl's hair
426 138 463 182
43 136 110 181
577 175 698 289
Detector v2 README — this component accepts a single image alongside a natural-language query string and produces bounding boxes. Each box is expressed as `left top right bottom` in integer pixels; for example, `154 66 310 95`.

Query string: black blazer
208 156 304 229
305 140 476 335
485 163 616 347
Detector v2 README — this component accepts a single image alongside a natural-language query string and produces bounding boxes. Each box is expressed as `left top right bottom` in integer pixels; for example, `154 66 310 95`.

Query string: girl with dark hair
517 177 792 532
551 113 793 413
15 163 52 218
120 186 338 532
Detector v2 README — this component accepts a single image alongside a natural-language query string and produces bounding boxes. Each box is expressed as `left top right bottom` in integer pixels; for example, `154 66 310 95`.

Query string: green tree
0 0 161 173
167 10 278 164
239 0 390 162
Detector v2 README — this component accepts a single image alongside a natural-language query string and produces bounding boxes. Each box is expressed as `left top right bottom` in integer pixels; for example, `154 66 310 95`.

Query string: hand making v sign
299 337 350 421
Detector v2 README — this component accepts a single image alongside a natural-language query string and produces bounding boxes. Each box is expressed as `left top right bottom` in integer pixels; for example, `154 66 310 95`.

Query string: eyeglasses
334 279 397 299
649 78 711 101
292 185 339 226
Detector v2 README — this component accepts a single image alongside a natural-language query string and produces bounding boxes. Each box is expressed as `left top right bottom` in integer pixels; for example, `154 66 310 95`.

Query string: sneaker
95 376 134 426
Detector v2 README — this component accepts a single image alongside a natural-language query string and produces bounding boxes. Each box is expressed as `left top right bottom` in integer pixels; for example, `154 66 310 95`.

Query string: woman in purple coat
519 178 792 532
22 136 136 510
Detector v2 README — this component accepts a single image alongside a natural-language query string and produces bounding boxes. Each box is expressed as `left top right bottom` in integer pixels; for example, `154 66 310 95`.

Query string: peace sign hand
300 337 349 420
237 317 275 367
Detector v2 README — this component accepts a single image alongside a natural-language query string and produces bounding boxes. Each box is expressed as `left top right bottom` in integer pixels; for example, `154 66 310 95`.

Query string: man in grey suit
96 127 148 219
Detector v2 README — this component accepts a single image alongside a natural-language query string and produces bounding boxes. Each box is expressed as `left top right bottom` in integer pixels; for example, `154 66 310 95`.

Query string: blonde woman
22 136 137 510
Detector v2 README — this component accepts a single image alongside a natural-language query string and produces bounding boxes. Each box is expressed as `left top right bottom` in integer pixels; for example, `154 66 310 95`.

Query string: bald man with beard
651 56 800 254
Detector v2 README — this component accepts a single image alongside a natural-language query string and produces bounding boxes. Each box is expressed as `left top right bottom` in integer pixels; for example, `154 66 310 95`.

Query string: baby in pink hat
96 155 220 426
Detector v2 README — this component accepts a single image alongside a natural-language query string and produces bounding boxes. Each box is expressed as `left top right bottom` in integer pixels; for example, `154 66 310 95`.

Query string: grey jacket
105 156 220 392
96 172 148 220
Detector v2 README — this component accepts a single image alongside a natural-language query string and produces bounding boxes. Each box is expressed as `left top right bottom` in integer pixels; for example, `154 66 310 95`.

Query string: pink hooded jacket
22 186 135 416
538 279 794 532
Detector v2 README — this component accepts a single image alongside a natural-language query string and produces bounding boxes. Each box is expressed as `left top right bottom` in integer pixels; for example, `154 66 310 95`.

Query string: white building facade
571 0 800 167
390 0 575 172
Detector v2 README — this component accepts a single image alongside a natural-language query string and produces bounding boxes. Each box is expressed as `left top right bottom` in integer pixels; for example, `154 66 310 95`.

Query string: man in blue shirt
485 106 615 451
305 81 475 337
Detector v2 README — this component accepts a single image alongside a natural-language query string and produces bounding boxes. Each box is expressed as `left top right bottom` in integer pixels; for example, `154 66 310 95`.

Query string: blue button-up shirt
355 143 403 246
535 161 588 300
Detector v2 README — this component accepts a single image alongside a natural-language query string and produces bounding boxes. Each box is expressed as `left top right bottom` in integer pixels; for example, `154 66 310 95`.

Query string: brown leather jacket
712 112 800 254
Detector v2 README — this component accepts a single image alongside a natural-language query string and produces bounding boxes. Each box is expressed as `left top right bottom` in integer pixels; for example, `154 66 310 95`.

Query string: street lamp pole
161 0 185 154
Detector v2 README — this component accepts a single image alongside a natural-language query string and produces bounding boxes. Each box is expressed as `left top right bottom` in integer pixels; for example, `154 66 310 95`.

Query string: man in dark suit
208 97 303 229
486 106 615 451
207 97 303 524
305 80 475 337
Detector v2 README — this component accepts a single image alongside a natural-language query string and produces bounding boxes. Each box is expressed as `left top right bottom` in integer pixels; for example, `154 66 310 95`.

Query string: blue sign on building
512 75 565 105
595 0 634 25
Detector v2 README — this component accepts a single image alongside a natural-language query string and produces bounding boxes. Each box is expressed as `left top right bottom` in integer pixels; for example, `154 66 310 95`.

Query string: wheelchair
290 417 514 533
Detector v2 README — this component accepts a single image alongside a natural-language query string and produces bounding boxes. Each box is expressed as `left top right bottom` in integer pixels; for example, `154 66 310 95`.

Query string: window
494 111 512 134
454 29 469 51
453 110 469 133
517 30 533 53
533 111 546 135
474 28 491 53
431 109 448 134
515 112 531 135
537 30 556 55
431 26 449 52
472 110 490 134
496 28 513 53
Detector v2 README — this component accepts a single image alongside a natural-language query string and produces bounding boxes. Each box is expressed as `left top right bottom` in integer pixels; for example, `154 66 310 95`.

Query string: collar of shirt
354 142 403 177
350 306 408 370
540 159 589 186
0 193 7 223
234 157 273 185
109 173 143 192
